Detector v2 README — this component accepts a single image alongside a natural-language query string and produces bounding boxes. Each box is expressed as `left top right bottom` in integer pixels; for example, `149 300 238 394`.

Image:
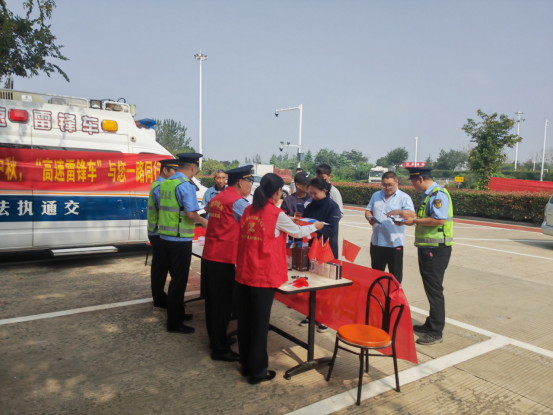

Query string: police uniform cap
405 167 433 178
225 165 253 181
175 152 203 163
159 158 179 169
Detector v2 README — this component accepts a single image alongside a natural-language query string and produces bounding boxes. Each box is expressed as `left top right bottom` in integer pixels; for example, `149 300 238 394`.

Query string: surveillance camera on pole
279 141 284 152
274 105 303 168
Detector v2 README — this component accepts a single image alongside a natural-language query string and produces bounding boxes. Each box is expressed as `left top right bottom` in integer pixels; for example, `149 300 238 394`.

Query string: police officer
158 153 208 334
389 167 453 345
147 158 179 310
201 165 253 362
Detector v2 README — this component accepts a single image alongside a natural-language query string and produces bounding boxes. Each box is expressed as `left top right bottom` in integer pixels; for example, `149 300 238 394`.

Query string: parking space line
0 290 201 326
454 242 553 261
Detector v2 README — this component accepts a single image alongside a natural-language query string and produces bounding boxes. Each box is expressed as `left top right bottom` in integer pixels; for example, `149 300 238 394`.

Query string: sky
9 0 553 165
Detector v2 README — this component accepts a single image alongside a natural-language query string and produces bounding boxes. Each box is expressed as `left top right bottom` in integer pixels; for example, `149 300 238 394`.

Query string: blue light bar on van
135 119 156 129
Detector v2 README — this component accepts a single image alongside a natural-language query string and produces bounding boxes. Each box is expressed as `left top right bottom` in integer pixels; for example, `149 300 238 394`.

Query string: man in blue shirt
148 158 178 310
202 169 227 218
365 171 415 283
160 153 208 334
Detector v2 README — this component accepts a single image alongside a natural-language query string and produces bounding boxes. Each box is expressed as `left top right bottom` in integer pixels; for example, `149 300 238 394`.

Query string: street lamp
514 111 523 171
194 52 208 170
541 119 548 182
275 105 303 168
414 136 418 166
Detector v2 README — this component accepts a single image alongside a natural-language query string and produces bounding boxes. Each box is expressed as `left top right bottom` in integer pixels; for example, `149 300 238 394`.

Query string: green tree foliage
375 156 389 167
200 159 225 176
462 110 521 189
252 154 263 164
314 148 339 168
154 119 195 156
0 0 69 82
425 155 433 169
342 150 369 166
385 147 409 171
434 149 469 171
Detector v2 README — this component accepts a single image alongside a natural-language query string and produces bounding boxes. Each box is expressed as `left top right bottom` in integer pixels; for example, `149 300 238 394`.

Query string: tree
154 119 194 156
269 154 278 166
425 155 433 169
342 150 368 167
0 0 69 83
252 154 263 164
462 110 521 189
200 159 225 175
375 156 389 167
314 148 339 169
304 149 314 163
244 157 251 163
434 149 469 171
385 147 409 171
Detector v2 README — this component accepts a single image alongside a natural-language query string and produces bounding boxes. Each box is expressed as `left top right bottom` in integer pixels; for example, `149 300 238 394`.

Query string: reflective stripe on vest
147 181 161 232
414 185 454 247
158 176 195 238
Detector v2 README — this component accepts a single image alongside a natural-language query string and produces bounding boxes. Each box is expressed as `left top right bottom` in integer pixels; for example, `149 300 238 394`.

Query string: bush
333 183 549 225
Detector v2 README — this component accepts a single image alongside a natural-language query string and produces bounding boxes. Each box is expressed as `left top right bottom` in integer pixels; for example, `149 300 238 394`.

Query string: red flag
343 239 361 263
318 239 336 263
308 237 322 261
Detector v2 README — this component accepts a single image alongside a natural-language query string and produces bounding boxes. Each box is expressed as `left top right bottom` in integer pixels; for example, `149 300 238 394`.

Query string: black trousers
370 244 404 284
201 258 235 354
236 282 275 382
162 239 192 330
418 246 452 337
148 235 169 306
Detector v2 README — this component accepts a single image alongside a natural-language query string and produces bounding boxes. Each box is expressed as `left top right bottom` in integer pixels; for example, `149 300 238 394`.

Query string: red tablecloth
275 261 418 364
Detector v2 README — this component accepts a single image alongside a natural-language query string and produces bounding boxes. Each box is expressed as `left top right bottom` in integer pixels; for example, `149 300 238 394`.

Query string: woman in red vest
235 173 324 384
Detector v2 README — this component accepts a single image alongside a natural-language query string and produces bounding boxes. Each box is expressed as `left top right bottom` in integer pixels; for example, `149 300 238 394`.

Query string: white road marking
454 238 553 242
0 290 202 326
287 306 553 414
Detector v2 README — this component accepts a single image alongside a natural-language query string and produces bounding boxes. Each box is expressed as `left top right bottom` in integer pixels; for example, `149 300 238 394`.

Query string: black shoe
167 324 195 334
317 323 329 333
416 333 443 345
413 324 429 333
227 336 237 346
211 351 240 362
249 370 276 385
183 313 193 321
240 366 249 377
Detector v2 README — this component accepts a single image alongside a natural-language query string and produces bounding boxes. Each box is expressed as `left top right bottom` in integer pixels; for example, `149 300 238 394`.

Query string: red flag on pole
308 237 323 261
343 239 361 263
318 239 336 263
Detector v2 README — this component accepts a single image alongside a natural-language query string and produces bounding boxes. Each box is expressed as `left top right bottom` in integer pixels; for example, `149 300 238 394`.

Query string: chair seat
338 324 391 348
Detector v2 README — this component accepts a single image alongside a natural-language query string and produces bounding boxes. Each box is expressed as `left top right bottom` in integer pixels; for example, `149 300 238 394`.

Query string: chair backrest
365 276 405 342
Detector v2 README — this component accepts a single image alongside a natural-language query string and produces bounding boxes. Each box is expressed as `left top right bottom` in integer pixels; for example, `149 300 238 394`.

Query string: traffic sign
455 176 464 183
402 162 427 168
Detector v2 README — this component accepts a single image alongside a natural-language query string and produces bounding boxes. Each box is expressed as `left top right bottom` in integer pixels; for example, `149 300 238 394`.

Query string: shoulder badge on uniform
433 199 442 208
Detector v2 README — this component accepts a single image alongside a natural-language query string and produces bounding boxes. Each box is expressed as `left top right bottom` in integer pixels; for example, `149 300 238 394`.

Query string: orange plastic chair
326 276 405 406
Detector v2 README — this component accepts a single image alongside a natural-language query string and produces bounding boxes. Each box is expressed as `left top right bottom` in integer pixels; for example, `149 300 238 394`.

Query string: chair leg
356 351 364 405
326 337 339 382
365 349 369 373
392 345 400 392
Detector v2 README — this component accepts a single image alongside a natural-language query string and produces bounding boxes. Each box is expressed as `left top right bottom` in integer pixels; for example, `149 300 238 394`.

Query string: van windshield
370 171 383 177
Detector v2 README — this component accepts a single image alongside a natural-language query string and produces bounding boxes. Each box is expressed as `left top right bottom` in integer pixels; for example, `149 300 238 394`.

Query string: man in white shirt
365 171 415 283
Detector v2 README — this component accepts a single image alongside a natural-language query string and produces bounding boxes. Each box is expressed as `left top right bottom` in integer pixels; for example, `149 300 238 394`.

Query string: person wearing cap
147 158 179 310
235 173 325 384
289 167 304 195
280 171 311 217
202 169 227 219
201 165 253 362
158 153 208 334
387 167 453 345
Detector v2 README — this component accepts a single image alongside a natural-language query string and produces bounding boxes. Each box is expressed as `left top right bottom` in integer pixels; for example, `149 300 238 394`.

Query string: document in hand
297 218 330 225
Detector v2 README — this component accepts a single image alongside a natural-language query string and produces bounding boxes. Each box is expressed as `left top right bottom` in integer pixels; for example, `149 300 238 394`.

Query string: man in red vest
201 165 254 362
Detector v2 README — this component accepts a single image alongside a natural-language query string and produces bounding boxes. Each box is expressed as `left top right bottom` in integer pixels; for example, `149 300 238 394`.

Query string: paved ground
1 208 552 414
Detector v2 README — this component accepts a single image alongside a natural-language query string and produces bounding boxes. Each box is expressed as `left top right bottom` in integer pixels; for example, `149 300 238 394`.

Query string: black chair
326 276 404 405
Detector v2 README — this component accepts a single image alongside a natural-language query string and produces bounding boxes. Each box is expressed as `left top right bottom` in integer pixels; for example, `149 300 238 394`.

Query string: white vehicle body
368 166 389 183
541 194 553 237
0 89 204 252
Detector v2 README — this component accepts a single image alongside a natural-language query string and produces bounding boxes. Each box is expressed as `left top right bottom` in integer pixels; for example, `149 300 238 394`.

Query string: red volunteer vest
235 199 288 288
202 187 243 264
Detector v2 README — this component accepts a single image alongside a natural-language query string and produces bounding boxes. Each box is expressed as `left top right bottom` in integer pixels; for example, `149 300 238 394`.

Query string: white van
0 89 205 253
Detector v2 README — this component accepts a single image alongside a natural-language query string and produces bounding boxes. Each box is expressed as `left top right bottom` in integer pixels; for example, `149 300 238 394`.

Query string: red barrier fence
489 177 553 193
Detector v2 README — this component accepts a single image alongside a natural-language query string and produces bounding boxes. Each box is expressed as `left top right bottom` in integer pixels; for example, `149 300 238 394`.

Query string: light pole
194 53 208 170
514 111 523 171
275 105 303 168
414 136 418 166
541 119 548 182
